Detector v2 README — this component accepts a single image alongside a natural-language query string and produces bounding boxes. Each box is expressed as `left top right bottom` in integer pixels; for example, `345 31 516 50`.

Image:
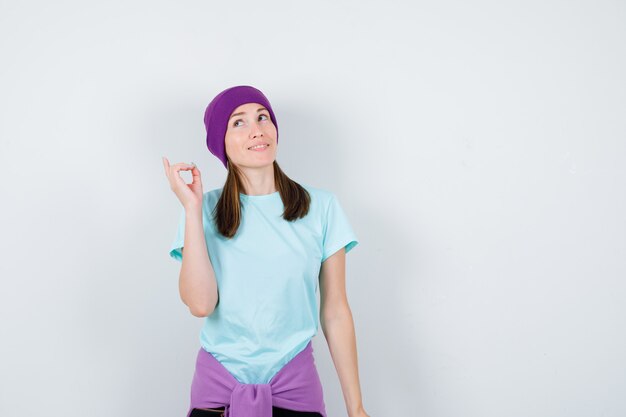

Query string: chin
243 158 275 169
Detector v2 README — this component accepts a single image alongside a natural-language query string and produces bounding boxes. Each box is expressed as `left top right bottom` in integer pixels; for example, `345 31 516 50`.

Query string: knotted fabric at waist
186 341 326 417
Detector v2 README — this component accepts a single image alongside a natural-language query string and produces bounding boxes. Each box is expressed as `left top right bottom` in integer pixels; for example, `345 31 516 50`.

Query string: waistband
187 340 327 417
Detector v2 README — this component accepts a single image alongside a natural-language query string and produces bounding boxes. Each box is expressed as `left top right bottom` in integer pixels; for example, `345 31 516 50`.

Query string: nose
250 120 264 137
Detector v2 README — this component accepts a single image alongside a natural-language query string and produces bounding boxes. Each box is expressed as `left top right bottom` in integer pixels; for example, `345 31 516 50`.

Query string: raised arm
163 157 219 317
178 205 219 317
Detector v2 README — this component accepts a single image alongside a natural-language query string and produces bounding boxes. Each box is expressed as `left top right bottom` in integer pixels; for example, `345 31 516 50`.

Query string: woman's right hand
162 157 204 209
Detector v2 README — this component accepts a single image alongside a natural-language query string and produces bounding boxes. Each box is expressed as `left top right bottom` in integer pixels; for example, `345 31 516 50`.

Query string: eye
233 119 243 127
259 113 269 121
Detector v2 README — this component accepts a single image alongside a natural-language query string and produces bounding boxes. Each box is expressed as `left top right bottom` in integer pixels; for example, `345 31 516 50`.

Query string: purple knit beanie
203 85 279 169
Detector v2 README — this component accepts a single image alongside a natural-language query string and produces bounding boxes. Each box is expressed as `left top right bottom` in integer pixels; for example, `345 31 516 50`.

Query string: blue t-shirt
169 184 359 384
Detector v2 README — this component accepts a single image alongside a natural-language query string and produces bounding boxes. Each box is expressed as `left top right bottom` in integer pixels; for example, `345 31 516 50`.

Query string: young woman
162 85 370 417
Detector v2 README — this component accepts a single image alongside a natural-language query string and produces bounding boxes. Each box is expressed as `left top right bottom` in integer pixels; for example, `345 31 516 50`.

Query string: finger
171 162 196 186
191 165 202 183
169 163 194 180
162 157 171 179
166 161 191 189
171 162 195 171
170 167 190 189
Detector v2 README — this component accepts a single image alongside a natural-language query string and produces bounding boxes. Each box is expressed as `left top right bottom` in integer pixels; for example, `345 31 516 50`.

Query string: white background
1 1 624 416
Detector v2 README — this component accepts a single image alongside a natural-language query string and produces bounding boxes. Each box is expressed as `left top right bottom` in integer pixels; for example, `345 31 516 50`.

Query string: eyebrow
229 107 268 120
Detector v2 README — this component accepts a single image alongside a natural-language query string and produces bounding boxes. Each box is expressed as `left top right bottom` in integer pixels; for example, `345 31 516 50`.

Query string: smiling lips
248 143 269 151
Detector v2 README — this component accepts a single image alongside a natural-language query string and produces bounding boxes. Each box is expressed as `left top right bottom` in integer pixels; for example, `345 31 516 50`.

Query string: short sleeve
168 207 186 262
321 193 359 262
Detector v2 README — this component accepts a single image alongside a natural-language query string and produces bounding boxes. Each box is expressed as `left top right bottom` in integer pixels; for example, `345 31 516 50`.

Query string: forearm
179 205 218 317
321 306 365 417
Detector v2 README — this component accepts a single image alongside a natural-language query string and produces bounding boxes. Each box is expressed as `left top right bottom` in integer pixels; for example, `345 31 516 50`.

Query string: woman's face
224 102 277 168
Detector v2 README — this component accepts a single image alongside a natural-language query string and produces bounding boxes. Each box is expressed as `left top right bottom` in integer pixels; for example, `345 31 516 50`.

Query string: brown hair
212 159 311 238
